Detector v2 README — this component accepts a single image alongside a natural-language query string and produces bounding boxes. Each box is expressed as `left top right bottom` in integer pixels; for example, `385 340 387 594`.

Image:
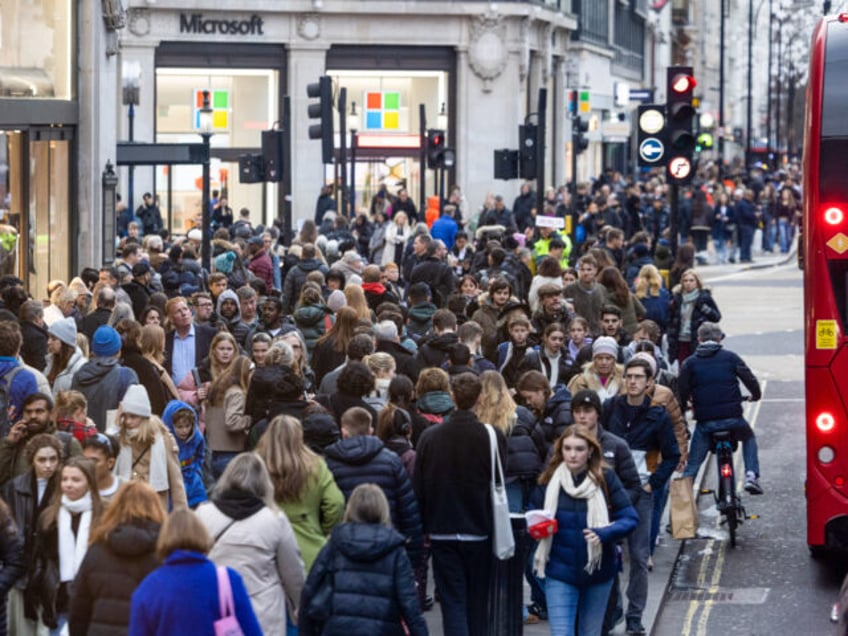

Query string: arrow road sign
639 138 665 163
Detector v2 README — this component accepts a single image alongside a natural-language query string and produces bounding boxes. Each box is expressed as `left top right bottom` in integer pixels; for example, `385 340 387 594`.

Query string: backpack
0 366 23 433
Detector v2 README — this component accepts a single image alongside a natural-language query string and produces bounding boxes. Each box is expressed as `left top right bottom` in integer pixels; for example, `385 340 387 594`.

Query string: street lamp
198 89 214 273
347 101 361 218
121 61 141 210
102 161 118 265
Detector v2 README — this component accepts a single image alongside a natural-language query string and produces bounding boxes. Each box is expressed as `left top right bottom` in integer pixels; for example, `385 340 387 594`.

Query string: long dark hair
598 267 630 307
47 342 75 386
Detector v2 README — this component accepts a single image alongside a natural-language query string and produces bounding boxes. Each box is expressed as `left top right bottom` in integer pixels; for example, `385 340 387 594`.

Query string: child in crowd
498 315 533 388
54 390 98 444
162 400 207 509
567 315 593 361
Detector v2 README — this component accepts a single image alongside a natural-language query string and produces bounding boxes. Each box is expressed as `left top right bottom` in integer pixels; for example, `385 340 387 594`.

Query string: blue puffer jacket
299 523 427 636
530 468 638 587
678 342 761 422
323 436 424 569
162 400 207 508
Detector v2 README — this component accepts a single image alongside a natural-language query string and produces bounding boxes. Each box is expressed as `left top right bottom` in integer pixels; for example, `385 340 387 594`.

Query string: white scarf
58 492 93 582
116 430 169 493
533 463 610 579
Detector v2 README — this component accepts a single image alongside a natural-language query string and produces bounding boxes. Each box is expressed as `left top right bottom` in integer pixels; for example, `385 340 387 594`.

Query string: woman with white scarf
115 384 187 510
530 425 638 636
31 456 102 635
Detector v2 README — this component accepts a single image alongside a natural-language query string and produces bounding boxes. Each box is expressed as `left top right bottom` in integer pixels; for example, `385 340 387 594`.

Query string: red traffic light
670 73 697 94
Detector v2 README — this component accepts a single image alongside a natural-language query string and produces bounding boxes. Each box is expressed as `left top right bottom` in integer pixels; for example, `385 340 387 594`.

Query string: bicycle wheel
726 499 737 548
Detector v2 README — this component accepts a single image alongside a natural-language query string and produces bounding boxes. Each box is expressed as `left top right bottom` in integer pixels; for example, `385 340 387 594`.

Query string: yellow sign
826 232 848 254
817 320 839 349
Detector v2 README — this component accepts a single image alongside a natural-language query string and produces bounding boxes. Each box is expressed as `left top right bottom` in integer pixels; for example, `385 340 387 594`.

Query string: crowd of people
0 164 781 635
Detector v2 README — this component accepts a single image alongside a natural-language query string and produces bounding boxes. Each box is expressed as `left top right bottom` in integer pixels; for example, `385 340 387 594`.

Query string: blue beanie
214 251 236 274
91 325 122 357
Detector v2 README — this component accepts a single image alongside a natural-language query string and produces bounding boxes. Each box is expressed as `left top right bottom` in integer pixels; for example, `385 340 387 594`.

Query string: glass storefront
330 70 449 215
0 130 72 297
155 68 279 232
0 0 74 99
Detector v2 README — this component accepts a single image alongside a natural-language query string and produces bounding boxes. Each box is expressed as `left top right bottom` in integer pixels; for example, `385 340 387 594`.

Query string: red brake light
824 207 844 225
839 13 848 22
836 476 845 487
817 412 836 433
721 463 733 478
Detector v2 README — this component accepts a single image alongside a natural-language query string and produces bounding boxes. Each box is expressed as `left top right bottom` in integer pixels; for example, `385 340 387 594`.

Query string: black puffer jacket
415 332 459 369
246 365 307 425
68 521 160 636
283 259 329 314
323 436 423 569
666 289 722 361
299 523 427 636
505 406 547 482
534 385 574 451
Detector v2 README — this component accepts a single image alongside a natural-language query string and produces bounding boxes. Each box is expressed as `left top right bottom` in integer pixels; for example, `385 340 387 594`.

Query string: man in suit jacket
164 297 218 385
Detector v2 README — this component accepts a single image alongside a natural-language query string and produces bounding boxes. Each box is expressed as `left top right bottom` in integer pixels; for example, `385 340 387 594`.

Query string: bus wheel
809 545 828 560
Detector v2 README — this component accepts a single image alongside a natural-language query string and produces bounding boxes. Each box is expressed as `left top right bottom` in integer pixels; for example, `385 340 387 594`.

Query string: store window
0 0 74 99
155 68 279 231
331 70 448 215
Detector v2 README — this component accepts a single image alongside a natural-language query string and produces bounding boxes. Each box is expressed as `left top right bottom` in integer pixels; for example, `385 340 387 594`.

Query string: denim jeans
625 489 652 624
682 418 759 480
546 575 614 636
713 238 727 264
739 225 755 262
650 479 671 555
211 451 239 480
777 218 791 253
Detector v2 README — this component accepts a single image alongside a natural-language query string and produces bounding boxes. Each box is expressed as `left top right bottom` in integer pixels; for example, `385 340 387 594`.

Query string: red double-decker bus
803 14 848 554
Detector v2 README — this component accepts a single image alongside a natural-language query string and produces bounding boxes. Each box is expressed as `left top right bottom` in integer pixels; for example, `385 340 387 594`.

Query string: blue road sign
639 138 664 163
630 89 654 103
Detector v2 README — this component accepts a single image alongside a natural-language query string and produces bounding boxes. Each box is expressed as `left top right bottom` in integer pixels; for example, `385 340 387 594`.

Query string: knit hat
327 289 346 312
91 325 122 357
187 229 202 242
214 251 236 274
631 352 657 378
48 317 77 348
571 389 602 416
592 336 618 359
121 384 152 419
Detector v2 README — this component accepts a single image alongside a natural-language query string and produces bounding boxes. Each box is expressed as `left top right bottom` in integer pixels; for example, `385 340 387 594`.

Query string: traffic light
493 149 519 180
261 129 284 182
427 129 446 169
519 123 538 179
307 76 334 164
238 154 264 184
666 66 697 182
573 117 589 155
636 104 667 168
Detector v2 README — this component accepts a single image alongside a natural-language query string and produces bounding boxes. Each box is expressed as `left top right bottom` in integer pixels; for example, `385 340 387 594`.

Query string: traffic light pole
338 88 348 218
282 96 292 247
669 182 679 257
536 87 547 219
419 104 427 217
570 90 578 198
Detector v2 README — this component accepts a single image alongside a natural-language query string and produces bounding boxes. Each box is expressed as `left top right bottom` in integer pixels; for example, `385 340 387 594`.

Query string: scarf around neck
533 463 610 579
59 492 93 582
116 430 169 493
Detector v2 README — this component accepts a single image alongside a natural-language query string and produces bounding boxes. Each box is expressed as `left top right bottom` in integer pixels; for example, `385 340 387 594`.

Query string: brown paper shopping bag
670 476 698 540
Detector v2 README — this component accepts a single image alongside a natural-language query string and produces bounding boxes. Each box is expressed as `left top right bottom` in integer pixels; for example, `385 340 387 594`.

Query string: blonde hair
256 416 319 504
119 414 165 447
634 264 664 299
156 509 212 560
344 285 371 321
140 324 166 364
363 352 395 378
475 370 517 435
343 483 391 527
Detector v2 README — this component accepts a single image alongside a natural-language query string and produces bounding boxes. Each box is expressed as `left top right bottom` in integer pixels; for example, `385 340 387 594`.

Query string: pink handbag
214 567 245 636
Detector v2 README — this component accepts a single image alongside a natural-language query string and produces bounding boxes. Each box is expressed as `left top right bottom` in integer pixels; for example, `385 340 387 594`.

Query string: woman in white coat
382 211 412 267
195 452 305 635
45 317 87 398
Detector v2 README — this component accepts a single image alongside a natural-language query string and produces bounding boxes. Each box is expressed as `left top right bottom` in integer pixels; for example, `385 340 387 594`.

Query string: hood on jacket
294 303 332 326
107 520 161 558
416 390 454 415
162 400 202 452
324 435 384 466
72 358 119 386
546 384 572 413
216 289 242 324
212 489 266 521
421 332 459 352
331 521 405 563
694 341 723 357
297 258 325 273
303 412 340 454
407 302 437 325
253 365 305 400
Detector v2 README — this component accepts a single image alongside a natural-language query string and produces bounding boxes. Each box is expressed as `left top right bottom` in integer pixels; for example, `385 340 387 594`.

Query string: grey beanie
327 289 347 313
48 317 77 348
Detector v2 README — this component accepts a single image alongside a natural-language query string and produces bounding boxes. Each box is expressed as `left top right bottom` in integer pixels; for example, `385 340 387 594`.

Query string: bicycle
704 430 748 548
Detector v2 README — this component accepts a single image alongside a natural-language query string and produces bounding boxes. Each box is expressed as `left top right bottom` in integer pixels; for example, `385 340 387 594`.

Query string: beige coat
196 501 306 635
646 383 689 469
125 421 188 510
567 362 626 401
204 386 252 453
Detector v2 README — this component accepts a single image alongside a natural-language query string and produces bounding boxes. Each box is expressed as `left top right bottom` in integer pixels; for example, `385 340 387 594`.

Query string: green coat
278 457 344 572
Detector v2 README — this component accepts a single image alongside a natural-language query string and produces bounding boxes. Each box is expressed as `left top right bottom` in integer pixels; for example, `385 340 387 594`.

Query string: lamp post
348 101 360 218
198 90 214 273
102 161 118 265
121 61 140 210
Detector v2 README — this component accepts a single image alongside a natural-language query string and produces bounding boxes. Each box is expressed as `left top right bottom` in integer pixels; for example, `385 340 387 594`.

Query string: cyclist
678 321 763 494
